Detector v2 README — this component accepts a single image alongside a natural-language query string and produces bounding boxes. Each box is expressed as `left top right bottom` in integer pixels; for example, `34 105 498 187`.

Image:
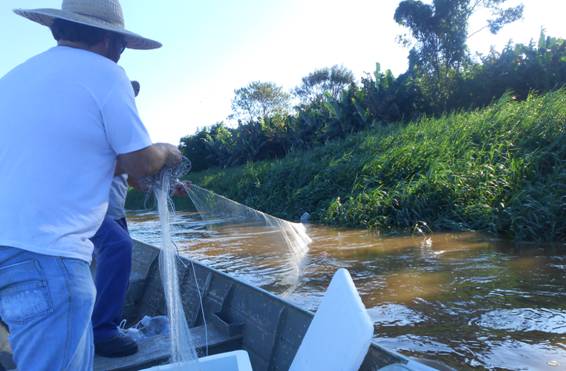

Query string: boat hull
120 240 424 371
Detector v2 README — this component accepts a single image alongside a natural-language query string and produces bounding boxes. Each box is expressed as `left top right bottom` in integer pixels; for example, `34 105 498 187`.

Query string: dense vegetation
127 1 566 241
187 90 565 242
180 32 566 172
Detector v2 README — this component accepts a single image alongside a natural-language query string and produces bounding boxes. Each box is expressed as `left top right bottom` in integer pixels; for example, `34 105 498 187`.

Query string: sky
1 0 566 145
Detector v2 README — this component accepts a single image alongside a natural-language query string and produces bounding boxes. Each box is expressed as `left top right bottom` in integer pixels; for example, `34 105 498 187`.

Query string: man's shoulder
50 47 130 99
58 47 125 76
7 46 126 83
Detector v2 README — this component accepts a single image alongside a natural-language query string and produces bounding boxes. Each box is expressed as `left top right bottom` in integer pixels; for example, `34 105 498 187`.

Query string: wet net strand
153 169 200 367
186 184 311 290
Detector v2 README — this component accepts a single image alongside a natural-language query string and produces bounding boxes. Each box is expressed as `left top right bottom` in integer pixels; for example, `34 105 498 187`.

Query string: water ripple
476 339 566 370
368 304 428 327
472 308 566 334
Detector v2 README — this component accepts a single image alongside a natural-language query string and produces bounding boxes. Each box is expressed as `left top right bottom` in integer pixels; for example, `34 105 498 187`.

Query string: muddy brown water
128 211 566 370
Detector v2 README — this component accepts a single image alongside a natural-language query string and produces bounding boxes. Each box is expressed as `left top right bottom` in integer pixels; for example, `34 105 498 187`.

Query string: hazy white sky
1 0 566 144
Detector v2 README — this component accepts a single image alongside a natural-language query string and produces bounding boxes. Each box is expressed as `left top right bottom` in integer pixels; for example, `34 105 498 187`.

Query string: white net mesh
186 184 311 291
144 157 311 367
153 169 200 367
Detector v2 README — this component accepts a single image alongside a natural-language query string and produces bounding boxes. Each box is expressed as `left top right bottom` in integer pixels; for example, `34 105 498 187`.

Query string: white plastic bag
120 315 170 341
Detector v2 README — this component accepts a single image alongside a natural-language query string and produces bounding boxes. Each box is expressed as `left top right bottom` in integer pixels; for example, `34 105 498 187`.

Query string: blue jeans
91 216 132 343
0 246 95 371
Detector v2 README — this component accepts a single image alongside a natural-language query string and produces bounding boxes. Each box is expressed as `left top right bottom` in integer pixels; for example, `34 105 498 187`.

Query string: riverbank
128 90 566 242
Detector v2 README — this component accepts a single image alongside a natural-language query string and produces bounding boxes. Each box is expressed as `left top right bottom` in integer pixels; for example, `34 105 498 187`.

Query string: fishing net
142 157 311 366
186 184 311 292
150 162 200 367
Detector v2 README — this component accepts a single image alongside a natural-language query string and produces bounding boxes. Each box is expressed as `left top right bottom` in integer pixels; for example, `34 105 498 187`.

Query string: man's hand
156 143 182 168
117 143 182 179
172 180 192 197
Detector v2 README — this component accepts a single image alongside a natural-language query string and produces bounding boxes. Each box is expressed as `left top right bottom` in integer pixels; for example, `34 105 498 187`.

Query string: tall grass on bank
137 91 566 242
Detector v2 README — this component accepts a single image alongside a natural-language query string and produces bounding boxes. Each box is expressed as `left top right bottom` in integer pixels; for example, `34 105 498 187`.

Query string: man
90 81 190 358
0 1 181 370
90 82 141 358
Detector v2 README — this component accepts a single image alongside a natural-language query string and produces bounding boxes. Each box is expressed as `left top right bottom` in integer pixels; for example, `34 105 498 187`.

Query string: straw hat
14 0 161 50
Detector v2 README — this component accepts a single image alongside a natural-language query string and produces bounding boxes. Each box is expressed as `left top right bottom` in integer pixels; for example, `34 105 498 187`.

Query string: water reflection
127 211 566 370
368 304 428 327
473 308 566 334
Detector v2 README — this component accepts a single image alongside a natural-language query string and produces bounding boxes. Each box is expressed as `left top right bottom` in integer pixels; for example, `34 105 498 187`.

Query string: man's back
0 3 178 369
0 46 150 262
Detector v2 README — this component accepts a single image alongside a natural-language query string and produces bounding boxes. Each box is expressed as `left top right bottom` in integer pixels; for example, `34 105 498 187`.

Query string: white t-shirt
0 46 152 263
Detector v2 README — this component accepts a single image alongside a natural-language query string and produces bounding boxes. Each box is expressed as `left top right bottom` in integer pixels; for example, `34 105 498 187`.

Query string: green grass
135 90 566 242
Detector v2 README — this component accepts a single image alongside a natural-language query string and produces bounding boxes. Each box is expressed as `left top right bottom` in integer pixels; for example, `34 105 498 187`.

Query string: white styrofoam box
290 268 374 371
142 350 252 371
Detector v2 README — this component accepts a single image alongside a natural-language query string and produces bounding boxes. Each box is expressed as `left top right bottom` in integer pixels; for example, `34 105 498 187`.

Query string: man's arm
115 81 181 179
116 142 182 179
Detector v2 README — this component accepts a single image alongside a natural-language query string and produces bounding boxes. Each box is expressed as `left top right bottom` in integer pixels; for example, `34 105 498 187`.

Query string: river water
128 210 566 370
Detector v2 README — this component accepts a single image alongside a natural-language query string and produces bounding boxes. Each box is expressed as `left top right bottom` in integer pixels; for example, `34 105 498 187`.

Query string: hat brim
14 8 162 50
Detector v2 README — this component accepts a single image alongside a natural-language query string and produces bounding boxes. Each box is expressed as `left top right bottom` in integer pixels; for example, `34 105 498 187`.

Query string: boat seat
289 268 374 371
94 322 242 371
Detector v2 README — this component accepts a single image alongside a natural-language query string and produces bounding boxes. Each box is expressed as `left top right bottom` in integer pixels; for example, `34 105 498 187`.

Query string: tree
294 65 355 105
179 122 234 170
395 0 524 75
231 81 291 122
394 0 523 112
179 129 212 172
